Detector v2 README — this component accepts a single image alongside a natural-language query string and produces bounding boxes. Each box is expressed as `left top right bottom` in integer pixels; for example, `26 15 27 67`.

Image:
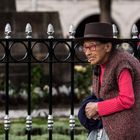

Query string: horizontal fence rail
0 23 140 140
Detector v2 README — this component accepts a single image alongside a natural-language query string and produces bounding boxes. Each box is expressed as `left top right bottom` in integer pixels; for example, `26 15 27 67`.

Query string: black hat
83 22 119 43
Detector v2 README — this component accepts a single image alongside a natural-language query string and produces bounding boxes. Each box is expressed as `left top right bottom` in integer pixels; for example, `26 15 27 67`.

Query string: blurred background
15 0 140 38
1 0 140 38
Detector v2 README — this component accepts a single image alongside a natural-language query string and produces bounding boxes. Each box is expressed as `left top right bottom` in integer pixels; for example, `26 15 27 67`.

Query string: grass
0 117 88 140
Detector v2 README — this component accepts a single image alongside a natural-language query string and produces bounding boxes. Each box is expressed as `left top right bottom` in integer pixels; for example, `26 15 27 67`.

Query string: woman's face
83 40 112 65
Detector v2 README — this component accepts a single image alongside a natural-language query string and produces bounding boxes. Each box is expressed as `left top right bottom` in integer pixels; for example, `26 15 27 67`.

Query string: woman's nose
84 49 91 56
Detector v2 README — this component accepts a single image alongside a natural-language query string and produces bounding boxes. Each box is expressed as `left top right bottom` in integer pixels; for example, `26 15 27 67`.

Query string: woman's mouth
88 57 96 62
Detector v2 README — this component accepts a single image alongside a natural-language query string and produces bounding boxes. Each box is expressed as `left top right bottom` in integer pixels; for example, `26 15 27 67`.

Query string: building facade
16 0 140 38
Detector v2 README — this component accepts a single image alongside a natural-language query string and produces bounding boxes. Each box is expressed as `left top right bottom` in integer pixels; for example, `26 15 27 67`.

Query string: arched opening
135 19 140 37
75 14 119 38
75 15 99 38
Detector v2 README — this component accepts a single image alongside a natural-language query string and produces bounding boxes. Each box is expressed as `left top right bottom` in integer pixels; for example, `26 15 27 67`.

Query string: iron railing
0 23 140 140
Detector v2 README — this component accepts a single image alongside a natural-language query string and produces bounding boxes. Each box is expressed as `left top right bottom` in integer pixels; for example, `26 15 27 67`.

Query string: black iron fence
0 23 140 140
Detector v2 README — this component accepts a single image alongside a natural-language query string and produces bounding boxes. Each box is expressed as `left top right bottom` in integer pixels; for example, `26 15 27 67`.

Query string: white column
32 0 37 11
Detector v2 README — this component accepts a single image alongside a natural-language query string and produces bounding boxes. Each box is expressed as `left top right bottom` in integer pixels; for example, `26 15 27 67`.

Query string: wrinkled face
83 40 112 65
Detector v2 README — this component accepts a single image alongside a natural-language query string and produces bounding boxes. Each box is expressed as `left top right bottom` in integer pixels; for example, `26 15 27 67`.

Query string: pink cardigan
98 64 135 116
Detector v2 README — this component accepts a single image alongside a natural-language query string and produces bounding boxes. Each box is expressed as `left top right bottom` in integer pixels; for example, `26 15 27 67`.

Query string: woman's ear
105 43 112 52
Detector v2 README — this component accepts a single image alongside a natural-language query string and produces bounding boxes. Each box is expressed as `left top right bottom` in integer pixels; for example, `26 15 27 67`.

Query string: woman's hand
85 102 98 119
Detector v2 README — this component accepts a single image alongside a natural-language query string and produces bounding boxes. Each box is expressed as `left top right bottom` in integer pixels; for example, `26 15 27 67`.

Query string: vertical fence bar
48 40 53 140
26 39 32 140
47 24 54 140
131 24 140 58
25 23 32 140
69 39 75 140
69 25 76 140
4 39 10 140
4 23 11 140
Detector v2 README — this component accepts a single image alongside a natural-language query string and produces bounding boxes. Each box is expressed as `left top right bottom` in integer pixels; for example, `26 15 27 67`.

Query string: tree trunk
99 0 112 23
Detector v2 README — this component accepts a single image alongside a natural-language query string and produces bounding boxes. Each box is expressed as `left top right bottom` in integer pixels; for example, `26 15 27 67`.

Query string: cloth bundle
78 94 103 133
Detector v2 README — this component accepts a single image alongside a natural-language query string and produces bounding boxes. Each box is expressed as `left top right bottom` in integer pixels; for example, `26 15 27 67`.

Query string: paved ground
0 108 79 119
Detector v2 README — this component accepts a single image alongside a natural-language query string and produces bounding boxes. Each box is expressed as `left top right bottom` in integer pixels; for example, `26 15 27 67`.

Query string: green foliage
0 73 4 91
19 65 48 109
0 123 4 135
0 63 93 108
0 117 87 140
0 133 87 140
32 65 44 88
74 64 93 100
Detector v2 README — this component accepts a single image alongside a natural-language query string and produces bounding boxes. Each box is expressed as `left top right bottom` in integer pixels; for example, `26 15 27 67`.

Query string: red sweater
98 64 135 116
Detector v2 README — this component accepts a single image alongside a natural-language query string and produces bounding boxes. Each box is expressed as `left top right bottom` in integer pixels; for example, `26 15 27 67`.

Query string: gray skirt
87 129 109 140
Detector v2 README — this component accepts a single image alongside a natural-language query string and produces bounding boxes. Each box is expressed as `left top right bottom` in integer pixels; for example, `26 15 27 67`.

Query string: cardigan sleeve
97 69 135 116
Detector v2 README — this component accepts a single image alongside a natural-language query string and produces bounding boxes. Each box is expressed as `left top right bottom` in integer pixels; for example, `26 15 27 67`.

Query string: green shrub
74 64 92 101
0 117 87 140
0 123 4 134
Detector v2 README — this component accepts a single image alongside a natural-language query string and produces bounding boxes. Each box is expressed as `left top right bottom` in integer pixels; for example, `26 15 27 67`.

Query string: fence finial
4 23 12 39
47 24 54 39
112 24 118 38
25 23 32 38
69 25 75 39
131 24 138 39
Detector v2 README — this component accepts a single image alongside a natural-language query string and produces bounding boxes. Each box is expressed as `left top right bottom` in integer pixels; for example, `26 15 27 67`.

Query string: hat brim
77 36 122 44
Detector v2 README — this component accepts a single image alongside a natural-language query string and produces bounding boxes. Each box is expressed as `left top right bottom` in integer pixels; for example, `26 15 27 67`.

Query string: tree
99 0 112 23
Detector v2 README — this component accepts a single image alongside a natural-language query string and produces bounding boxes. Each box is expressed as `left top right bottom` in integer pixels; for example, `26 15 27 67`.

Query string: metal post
131 24 139 58
69 25 75 140
47 24 54 140
4 23 11 140
25 23 32 140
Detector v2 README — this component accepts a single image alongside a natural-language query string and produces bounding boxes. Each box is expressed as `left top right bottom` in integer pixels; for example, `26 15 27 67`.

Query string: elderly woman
81 22 140 140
